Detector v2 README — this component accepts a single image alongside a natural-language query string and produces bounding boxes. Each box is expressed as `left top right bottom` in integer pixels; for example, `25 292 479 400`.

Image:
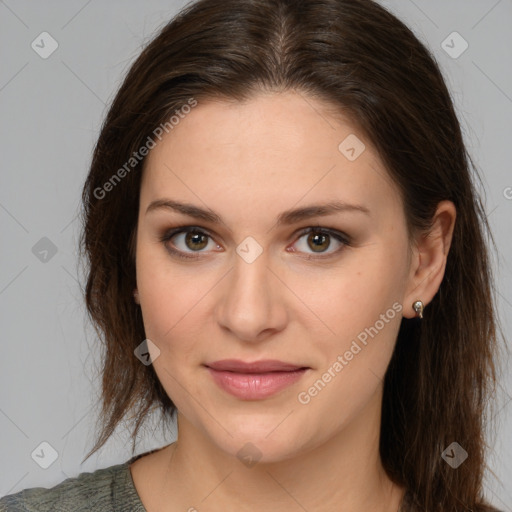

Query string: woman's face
135 90 415 463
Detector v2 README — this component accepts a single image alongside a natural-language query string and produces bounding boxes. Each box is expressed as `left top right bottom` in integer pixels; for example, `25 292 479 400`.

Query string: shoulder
0 462 146 512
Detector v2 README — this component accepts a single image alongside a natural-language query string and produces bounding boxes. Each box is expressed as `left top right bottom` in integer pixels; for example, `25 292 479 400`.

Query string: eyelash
159 225 351 261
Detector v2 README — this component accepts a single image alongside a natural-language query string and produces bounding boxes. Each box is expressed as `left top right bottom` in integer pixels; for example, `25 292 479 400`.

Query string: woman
0 0 505 510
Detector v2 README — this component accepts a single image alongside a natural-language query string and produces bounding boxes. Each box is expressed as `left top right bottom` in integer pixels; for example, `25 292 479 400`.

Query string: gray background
0 0 511 508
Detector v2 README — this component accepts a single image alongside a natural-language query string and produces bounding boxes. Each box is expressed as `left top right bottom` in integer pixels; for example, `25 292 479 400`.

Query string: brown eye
307 232 331 252
292 227 350 258
184 231 209 251
160 226 219 260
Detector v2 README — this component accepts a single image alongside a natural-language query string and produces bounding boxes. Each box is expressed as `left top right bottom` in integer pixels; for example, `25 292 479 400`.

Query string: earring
133 289 140 304
412 300 424 319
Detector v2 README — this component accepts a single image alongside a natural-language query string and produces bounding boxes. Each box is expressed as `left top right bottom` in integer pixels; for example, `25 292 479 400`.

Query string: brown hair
78 0 505 510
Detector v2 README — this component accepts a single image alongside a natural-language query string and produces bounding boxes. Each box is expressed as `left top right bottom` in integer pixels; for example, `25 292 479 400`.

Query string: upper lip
205 359 307 373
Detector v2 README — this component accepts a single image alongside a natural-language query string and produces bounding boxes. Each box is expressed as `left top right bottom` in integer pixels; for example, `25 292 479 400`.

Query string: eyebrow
145 199 370 227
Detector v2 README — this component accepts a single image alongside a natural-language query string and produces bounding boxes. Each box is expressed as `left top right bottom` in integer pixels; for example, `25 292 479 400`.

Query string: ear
402 200 456 319
133 288 140 304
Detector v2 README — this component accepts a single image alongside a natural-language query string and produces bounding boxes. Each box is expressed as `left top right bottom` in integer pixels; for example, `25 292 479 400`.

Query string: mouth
204 359 310 400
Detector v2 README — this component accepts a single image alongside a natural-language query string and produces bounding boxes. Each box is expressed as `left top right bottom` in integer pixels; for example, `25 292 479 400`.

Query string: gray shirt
0 460 146 512
0 458 504 512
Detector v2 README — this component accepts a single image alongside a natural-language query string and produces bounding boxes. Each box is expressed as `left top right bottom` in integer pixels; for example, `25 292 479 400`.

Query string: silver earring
412 300 424 319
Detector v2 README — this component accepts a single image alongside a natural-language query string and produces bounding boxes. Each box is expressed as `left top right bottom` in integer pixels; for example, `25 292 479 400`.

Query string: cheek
296 307 402 430
291 249 405 338
135 243 206 358
294 246 406 387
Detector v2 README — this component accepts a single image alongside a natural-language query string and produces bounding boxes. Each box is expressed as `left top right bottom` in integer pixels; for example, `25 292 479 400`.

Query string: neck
155 387 405 512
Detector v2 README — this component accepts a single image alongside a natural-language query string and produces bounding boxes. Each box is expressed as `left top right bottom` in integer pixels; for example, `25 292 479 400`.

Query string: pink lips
205 359 309 400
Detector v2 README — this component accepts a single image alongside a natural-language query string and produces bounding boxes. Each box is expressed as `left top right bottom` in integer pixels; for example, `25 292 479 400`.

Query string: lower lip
207 367 308 400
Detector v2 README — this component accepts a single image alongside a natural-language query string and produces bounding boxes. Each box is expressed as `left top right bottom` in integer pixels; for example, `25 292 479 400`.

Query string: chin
221 436 301 466
204 416 316 466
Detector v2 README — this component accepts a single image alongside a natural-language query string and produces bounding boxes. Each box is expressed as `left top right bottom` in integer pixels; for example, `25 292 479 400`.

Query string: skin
130 90 456 512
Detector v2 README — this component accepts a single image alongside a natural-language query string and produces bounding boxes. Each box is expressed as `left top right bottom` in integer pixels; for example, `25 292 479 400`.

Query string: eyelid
158 226 221 260
289 226 350 259
159 225 351 260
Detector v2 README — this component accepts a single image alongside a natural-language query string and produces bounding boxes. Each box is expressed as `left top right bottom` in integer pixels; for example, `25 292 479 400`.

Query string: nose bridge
216 239 287 341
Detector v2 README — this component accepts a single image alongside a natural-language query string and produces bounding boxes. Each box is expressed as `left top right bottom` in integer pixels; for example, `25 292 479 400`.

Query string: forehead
140 91 402 226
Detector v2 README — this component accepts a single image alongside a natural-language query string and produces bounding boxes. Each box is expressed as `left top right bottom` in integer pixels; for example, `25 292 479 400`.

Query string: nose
215 249 288 343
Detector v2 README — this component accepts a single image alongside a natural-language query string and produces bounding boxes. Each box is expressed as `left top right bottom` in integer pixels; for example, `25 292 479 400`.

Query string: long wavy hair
78 0 505 510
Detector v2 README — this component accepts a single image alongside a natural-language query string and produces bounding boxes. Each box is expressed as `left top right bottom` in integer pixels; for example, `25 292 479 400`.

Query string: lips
205 359 306 373
204 359 309 400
